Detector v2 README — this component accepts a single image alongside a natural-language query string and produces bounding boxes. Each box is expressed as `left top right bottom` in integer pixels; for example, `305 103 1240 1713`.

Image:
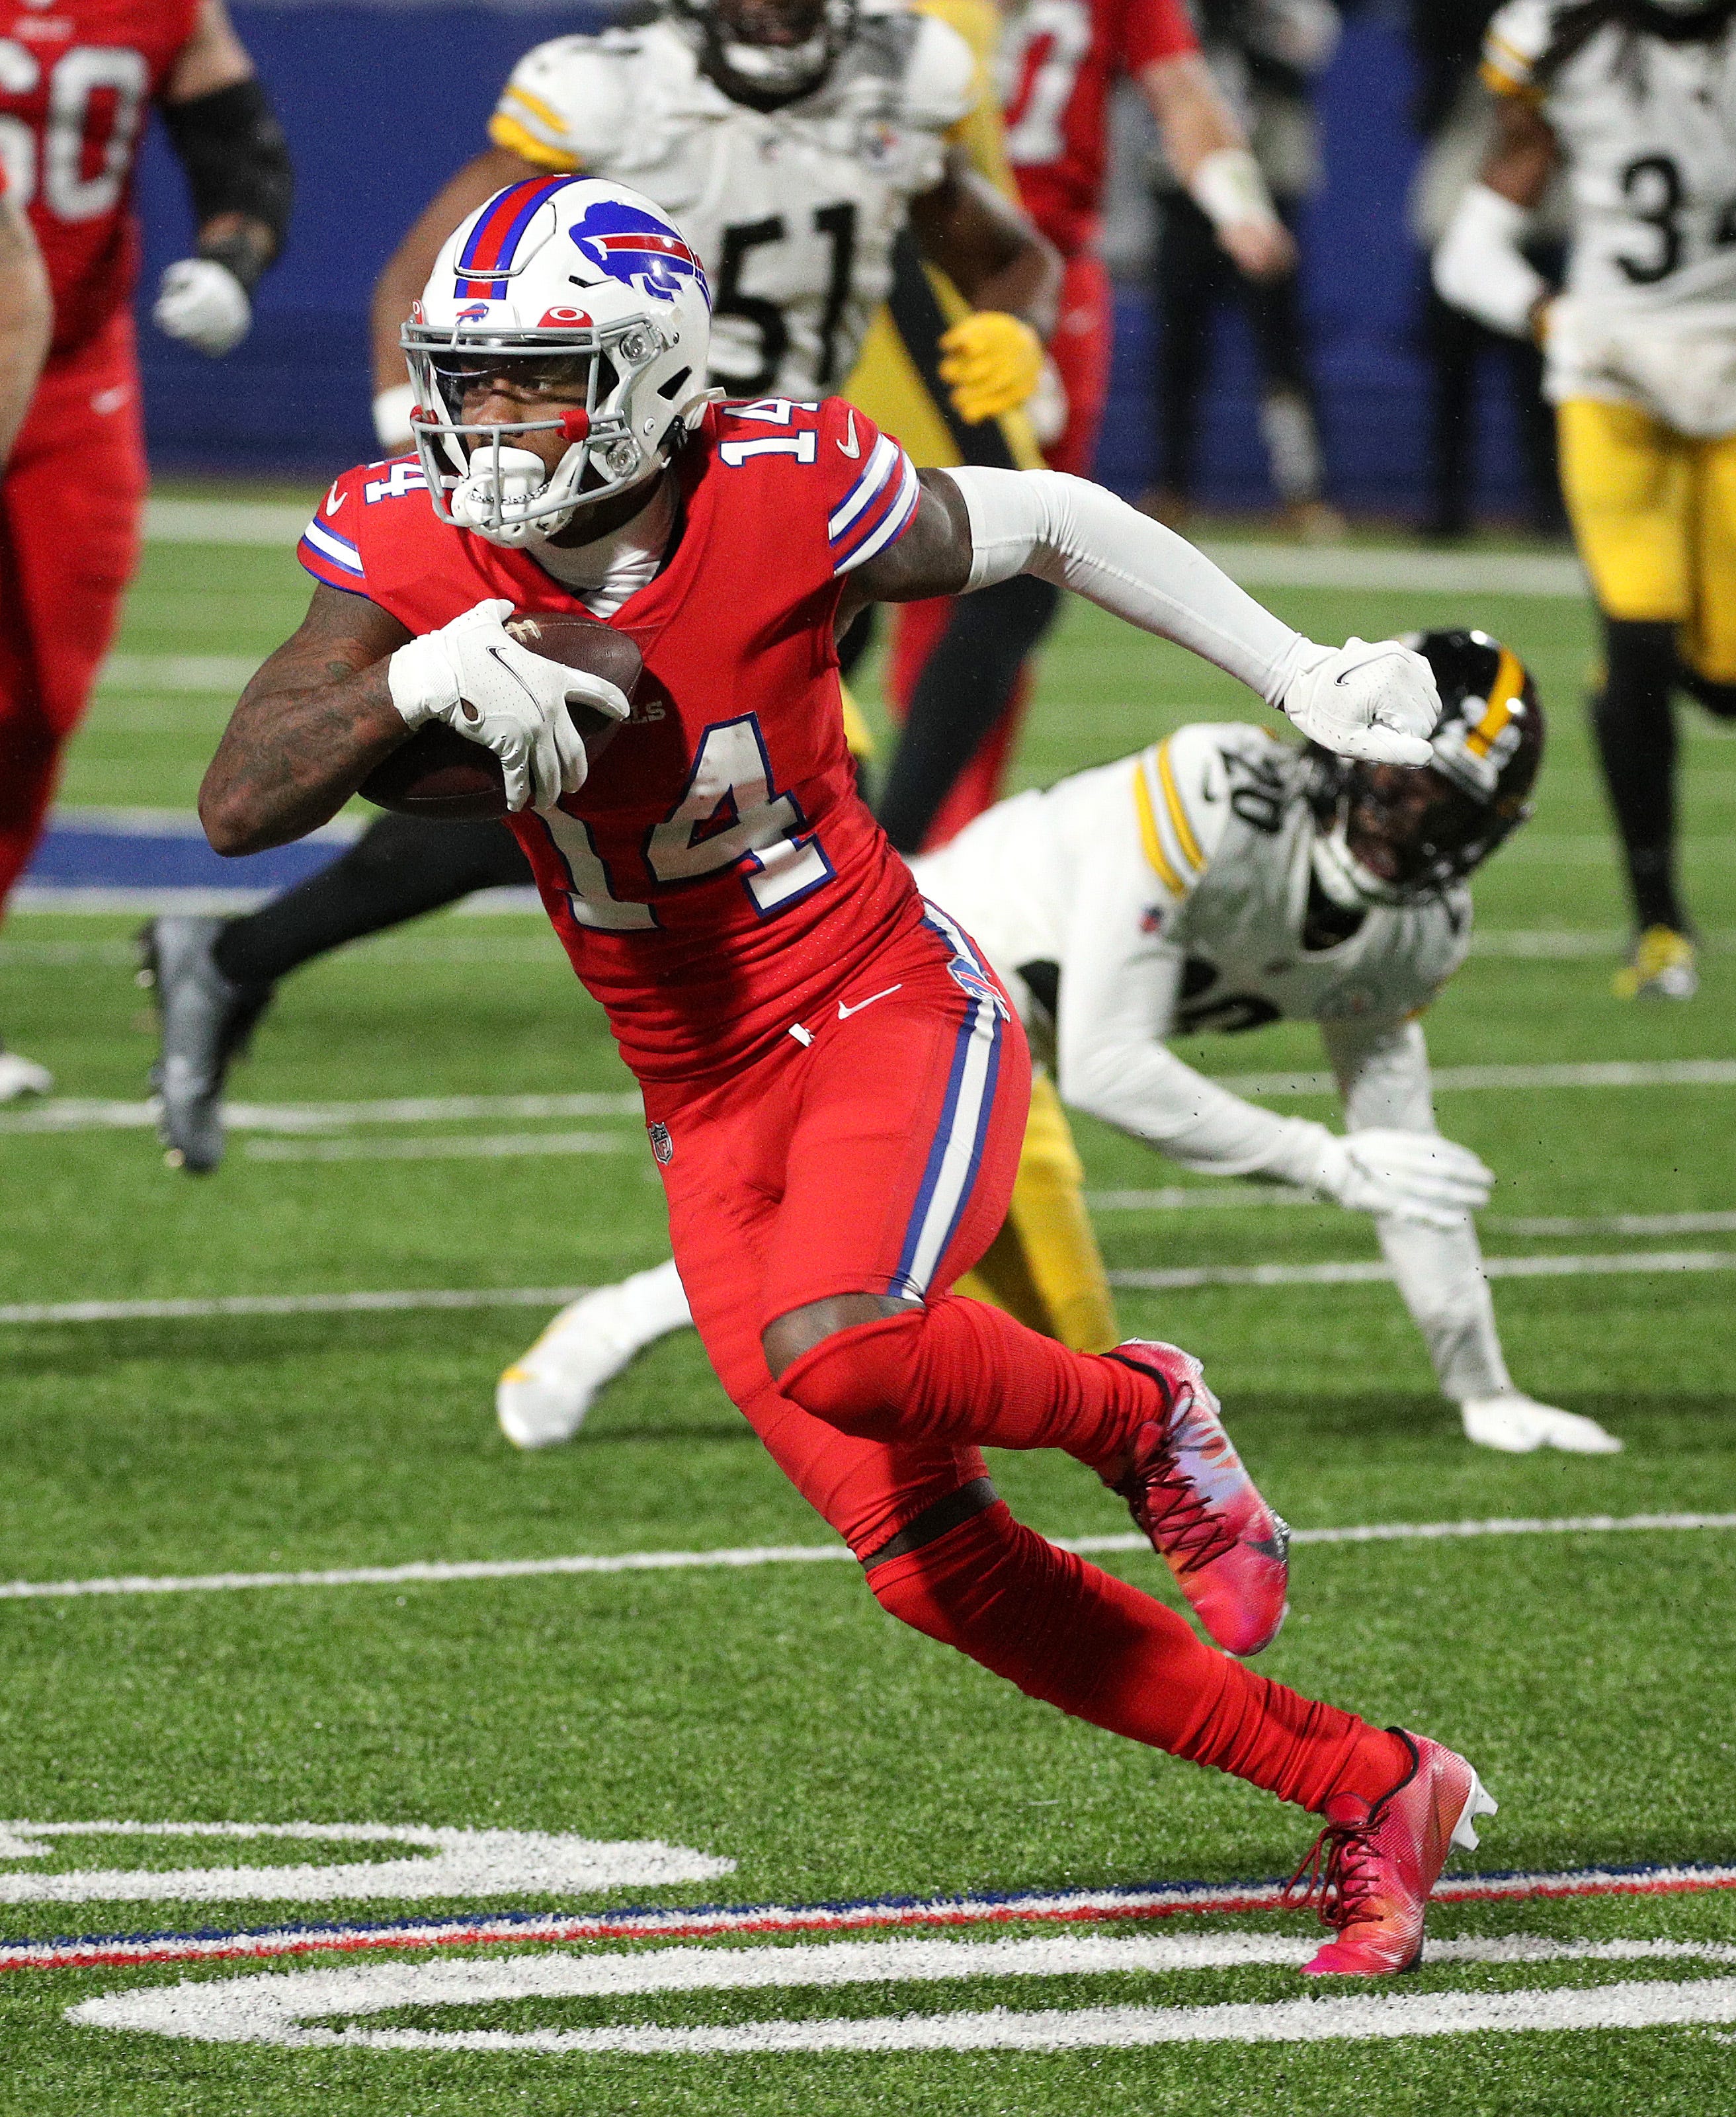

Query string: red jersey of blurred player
1002 0 1196 476
298 398 932 1082
0 0 198 909
884 0 1196 849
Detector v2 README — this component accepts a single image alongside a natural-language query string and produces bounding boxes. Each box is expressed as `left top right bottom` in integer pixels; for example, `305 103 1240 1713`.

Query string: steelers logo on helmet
400 177 717 550
1307 630 1546 909
675 0 859 110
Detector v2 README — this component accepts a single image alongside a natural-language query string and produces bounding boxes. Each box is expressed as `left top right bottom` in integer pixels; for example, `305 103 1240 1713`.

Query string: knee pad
777 1310 926 1441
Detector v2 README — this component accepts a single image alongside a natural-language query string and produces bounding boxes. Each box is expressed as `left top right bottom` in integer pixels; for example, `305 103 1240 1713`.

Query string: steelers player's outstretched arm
846 468 1440 765
200 586 413 857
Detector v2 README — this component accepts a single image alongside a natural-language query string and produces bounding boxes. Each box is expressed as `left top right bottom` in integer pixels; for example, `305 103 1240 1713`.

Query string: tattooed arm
200 585 413 855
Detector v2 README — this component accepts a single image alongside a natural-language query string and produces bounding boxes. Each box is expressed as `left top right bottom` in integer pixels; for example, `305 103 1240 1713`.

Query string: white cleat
1460 1392 1623 1455
0 1048 54 1102
497 1261 692 1449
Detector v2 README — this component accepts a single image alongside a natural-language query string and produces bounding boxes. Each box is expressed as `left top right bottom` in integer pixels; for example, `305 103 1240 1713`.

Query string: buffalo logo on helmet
568 200 712 307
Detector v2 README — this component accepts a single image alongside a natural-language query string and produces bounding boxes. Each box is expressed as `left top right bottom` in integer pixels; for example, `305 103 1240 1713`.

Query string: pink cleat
1106 1339 1290 1657
1289 1730 1499 1976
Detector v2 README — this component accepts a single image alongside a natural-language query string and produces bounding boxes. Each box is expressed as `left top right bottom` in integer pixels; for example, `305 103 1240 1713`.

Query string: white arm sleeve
1433 183 1549 339
1052 795 1345 1183
1323 1014 1512 1401
947 465 1303 707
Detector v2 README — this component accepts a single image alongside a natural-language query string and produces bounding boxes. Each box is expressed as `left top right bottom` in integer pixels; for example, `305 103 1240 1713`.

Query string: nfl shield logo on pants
649 1122 673 1166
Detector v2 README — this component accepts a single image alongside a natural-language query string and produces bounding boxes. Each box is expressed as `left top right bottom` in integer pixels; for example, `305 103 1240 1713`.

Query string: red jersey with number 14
298 398 927 1085
0 0 199 353
1003 0 1196 255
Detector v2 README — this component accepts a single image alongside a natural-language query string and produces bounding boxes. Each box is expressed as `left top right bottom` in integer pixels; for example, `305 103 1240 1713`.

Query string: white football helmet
403 175 716 548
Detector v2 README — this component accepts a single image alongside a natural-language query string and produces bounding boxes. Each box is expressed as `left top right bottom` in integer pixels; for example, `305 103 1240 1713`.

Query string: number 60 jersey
299 399 927 1085
484 0 976 400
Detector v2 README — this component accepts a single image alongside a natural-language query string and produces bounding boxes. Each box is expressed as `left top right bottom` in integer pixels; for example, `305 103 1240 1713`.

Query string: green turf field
1 498 1734 2112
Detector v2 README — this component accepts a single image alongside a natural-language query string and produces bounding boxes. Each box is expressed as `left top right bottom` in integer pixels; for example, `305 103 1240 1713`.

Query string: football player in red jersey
202 177 1493 1977
879 0 1298 852
0 0 290 1095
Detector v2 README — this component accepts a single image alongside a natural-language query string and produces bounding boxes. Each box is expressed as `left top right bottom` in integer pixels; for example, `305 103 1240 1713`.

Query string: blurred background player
1407 0 1567 543
0 167 51 1099
503 629 1619 1460
1434 0 1736 999
142 0 1060 1171
1141 0 1345 542
878 0 1295 854
0 0 290 1098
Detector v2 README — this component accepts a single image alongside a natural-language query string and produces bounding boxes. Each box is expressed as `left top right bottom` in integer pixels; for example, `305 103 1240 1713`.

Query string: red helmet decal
540 305 593 326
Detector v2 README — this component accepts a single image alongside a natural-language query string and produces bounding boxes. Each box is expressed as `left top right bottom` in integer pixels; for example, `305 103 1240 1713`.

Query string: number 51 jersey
485 0 976 401
299 398 927 1085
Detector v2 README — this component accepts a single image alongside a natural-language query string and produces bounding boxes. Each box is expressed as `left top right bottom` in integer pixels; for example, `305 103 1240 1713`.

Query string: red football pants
0 306 147 911
649 902 1406 1817
886 250 1114 849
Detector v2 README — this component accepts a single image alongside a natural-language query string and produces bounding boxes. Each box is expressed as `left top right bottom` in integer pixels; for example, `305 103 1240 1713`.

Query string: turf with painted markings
1 497 1733 2113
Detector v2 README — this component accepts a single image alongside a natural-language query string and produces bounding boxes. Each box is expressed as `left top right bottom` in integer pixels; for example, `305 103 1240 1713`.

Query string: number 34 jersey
1483 2 1736 335
485 1 975 400
299 399 927 1085
0 0 198 353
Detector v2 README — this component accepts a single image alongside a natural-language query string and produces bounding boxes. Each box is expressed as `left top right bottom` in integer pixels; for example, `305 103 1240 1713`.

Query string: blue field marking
20 811 358 906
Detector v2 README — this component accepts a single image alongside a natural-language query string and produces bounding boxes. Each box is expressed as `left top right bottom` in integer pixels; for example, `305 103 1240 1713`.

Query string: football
359 612 645 819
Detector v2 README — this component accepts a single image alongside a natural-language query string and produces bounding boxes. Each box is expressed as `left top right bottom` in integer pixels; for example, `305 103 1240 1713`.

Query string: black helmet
1307 630 1545 905
673 0 858 110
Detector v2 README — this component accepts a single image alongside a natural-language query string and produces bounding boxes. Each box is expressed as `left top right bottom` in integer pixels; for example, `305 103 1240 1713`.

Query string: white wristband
373 382 418 453
386 633 458 729
1433 184 1548 339
1188 147 1278 233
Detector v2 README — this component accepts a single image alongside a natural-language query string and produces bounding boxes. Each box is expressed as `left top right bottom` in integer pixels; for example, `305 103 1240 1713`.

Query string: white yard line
0 1245 1726 1328
3 1063 1724 1139
1218 1058 1736 1096
0 1286 589 1325
1197 540 1587 599
95 654 265 693
243 1132 636 1163
1108 1248 1736 1290
142 497 311 546
2 1511 1731 1604
0 1091 641 1136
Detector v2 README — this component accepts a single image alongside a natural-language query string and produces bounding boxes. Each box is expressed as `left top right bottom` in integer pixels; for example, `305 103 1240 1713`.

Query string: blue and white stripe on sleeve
829 435 921 577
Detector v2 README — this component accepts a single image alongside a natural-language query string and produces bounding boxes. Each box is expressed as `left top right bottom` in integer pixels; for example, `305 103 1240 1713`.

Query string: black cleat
137 919 274 1173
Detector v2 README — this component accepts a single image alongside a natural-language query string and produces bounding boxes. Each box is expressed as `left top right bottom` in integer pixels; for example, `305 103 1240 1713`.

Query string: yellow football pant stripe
1557 396 1736 685
486 112 580 173
954 1071 1119 1354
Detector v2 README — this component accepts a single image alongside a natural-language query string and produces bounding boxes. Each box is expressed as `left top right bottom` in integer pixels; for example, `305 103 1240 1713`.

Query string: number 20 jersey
0 0 198 353
298 399 927 1085
485 1 975 401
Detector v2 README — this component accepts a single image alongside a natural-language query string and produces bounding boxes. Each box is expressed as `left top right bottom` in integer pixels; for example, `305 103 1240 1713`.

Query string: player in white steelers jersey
501 631 1621 1460
371 0 1058 436
1434 0 1736 999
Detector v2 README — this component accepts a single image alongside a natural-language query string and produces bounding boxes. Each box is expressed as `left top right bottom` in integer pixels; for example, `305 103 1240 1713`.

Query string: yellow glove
937 311 1044 425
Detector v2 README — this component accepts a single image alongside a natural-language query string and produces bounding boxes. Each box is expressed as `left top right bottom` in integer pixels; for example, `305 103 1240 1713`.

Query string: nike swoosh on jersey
838 410 861 460
325 484 348 513
837 982 901 1019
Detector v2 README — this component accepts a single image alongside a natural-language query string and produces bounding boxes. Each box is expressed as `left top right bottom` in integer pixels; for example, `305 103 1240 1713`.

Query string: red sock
869 1503 1408 1815
779 1298 1149 1477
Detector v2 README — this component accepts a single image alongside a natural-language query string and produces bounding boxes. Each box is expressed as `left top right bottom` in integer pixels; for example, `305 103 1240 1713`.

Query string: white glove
374 382 417 453
152 258 252 357
1460 1394 1624 1455
386 598 630 814
1305 1125 1493 1230
1271 636 1439 765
